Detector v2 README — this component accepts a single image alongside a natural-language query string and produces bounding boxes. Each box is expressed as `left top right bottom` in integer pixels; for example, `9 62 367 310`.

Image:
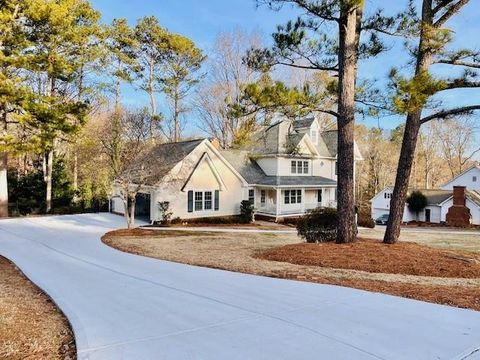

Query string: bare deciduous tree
432 117 480 178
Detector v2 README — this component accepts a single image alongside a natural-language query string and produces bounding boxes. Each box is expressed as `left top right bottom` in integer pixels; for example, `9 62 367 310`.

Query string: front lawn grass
103 229 480 311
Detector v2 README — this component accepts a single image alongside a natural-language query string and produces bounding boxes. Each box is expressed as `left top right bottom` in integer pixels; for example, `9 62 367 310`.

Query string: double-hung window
303 161 309 174
194 192 203 211
260 190 266 205
188 190 220 212
284 190 302 204
204 191 213 210
291 161 297 174
292 160 308 174
248 189 255 204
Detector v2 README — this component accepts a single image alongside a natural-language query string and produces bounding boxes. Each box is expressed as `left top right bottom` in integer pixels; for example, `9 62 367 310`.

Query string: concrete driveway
0 214 479 360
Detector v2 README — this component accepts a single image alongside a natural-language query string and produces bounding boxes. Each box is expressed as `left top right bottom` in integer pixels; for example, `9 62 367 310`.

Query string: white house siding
438 198 479 225
469 198 480 225
370 188 393 220
154 142 247 220
110 187 124 214
312 158 335 178
416 205 441 223
441 167 480 192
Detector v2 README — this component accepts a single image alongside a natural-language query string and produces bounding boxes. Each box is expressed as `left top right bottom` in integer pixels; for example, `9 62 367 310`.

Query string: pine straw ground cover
0 256 76 360
102 229 480 311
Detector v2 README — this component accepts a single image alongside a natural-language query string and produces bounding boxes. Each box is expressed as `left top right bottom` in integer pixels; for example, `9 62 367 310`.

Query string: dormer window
291 160 309 174
311 130 318 145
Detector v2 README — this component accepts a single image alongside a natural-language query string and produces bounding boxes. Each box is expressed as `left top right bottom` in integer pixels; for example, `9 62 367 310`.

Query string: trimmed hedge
296 207 338 243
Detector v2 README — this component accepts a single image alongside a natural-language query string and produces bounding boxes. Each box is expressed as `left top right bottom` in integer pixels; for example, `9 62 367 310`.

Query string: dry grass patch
0 256 76 360
256 239 480 278
102 229 480 311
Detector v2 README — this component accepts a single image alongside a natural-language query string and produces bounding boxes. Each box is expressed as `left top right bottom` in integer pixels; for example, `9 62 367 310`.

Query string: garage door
135 193 151 222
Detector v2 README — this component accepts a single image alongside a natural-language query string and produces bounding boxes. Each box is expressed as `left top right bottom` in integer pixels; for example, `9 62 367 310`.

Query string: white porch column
276 188 282 216
301 188 305 214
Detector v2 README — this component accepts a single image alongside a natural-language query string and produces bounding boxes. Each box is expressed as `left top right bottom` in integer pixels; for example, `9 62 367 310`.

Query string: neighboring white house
370 187 480 225
111 116 363 222
441 164 480 192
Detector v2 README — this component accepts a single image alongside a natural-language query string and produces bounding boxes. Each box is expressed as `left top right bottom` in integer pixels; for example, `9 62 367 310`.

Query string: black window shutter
214 190 219 211
187 191 193 212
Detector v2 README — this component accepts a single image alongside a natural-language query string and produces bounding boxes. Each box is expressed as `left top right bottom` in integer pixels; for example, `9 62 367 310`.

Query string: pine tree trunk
336 3 360 244
384 0 433 244
45 150 53 213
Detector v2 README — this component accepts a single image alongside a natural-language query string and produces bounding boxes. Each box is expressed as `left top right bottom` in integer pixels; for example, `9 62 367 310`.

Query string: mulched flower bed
255 238 480 278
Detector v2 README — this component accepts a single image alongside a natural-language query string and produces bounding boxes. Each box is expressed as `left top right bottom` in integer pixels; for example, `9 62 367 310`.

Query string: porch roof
254 176 336 187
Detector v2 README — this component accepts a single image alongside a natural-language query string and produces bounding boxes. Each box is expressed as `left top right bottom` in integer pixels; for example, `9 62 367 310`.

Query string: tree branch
442 79 480 90
435 59 480 68
420 105 480 124
434 0 469 28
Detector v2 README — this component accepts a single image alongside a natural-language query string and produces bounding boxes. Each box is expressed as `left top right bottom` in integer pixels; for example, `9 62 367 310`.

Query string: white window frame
291 161 297 174
284 189 302 204
248 189 255 204
194 191 203 211
297 161 303 174
260 190 266 206
204 191 213 210
303 161 309 174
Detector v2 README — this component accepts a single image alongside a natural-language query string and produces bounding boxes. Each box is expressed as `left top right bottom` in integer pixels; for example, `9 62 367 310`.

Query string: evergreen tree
245 0 401 243
384 0 480 244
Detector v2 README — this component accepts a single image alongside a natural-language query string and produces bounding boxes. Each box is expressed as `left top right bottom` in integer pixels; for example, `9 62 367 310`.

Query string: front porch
252 187 337 220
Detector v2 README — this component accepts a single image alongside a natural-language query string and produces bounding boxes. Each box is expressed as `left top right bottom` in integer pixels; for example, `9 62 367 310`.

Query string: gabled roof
441 164 480 188
220 149 336 187
419 189 453 206
130 138 205 186
467 190 480 207
371 187 453 205
219 150 267 184
321 130 338 157
293 117 315 129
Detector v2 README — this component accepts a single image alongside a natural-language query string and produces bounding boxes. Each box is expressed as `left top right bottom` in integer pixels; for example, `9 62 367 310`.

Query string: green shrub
357 213 375 228
240 200 254 224
171 217 182 224
297 207 338 243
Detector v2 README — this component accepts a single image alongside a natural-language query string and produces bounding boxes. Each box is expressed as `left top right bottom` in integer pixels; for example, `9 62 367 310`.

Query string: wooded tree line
1 0 479 243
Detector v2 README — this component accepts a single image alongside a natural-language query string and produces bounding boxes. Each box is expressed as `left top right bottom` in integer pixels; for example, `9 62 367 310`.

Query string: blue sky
91 0 480 139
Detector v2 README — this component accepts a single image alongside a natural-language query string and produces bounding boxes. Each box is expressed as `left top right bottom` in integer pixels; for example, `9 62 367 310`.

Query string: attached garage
135 193 151 222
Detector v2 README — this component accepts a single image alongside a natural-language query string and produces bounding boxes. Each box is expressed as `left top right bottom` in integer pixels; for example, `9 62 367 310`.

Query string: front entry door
425 208 431 223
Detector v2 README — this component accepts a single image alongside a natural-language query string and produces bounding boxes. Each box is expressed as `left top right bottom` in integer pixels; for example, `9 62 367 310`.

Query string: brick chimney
446 186 472 227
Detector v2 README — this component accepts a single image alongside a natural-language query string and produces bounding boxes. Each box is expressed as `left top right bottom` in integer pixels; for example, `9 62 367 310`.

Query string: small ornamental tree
158 201 173 225
406 191 428 221
240 200 255 224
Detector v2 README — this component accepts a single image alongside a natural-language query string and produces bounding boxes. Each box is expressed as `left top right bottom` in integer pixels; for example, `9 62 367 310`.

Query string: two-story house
110 117 363 222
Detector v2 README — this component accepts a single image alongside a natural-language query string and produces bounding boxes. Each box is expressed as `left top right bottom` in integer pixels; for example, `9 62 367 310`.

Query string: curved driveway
0 214 479 360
